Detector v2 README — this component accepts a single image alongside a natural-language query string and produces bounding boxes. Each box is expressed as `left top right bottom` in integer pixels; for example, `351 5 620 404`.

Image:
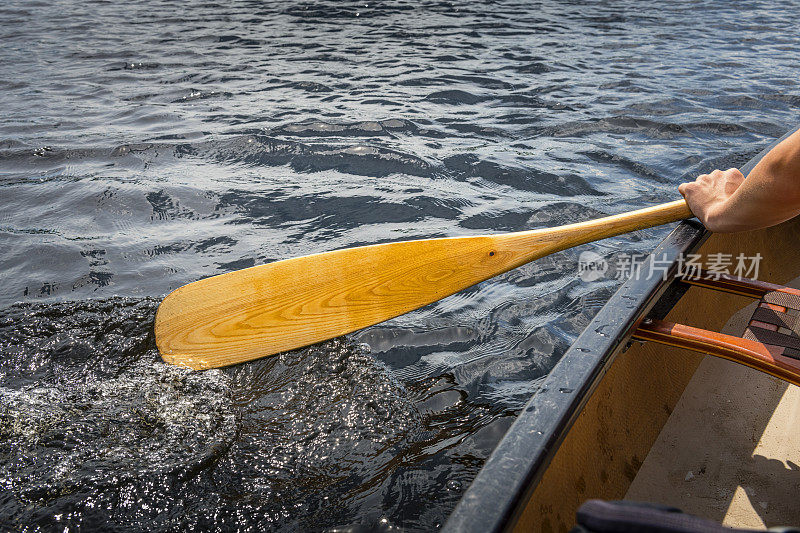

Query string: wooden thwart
633 271 800 387
155 199 692 369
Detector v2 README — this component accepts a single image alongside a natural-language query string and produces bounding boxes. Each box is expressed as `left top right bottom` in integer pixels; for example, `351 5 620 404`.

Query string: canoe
443 130 800 532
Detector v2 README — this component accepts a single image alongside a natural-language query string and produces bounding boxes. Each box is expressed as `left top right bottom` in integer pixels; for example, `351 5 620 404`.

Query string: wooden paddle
155 199 693 369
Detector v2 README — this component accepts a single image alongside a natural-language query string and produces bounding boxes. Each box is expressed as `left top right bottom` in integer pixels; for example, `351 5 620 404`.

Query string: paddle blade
155 234 536 369
155 199 693 369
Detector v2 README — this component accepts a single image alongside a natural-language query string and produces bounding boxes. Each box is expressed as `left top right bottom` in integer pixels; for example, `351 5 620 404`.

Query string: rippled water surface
1 0 799 530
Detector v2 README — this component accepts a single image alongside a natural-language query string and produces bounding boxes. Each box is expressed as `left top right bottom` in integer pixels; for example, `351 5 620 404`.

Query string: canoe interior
512 215 800 532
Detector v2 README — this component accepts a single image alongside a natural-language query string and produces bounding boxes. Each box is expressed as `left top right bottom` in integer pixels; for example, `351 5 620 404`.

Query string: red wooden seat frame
633 271 800 387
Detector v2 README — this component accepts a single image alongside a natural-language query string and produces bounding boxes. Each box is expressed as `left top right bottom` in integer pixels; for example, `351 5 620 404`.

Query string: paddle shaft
156 199 693 369
495 199 693 264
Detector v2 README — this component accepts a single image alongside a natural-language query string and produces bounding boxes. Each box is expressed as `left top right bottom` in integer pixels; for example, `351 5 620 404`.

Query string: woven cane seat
743 291 800 360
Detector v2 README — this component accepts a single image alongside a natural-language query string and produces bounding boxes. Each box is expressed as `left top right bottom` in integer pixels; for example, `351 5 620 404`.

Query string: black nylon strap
784 348 800 360
744 326 800 358
751 306 796 332
763 290 800 312
743 290 800 360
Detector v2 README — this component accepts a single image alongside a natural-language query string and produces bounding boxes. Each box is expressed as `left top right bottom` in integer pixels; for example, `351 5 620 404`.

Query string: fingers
721 168 744 196
678 167 743 203
686 168 743 187
725 167 745 182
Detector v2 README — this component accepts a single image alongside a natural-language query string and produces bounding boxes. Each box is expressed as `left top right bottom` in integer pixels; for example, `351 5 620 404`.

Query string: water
1 0 798 530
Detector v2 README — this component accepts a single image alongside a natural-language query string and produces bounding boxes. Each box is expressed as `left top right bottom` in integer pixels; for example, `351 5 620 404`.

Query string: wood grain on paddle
155 199 693 369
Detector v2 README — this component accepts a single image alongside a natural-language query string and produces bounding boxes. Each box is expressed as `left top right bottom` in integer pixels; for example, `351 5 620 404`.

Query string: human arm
678 127 800 232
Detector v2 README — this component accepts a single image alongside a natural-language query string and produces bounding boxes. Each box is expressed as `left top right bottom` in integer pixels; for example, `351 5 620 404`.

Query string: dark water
1 0 798 530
